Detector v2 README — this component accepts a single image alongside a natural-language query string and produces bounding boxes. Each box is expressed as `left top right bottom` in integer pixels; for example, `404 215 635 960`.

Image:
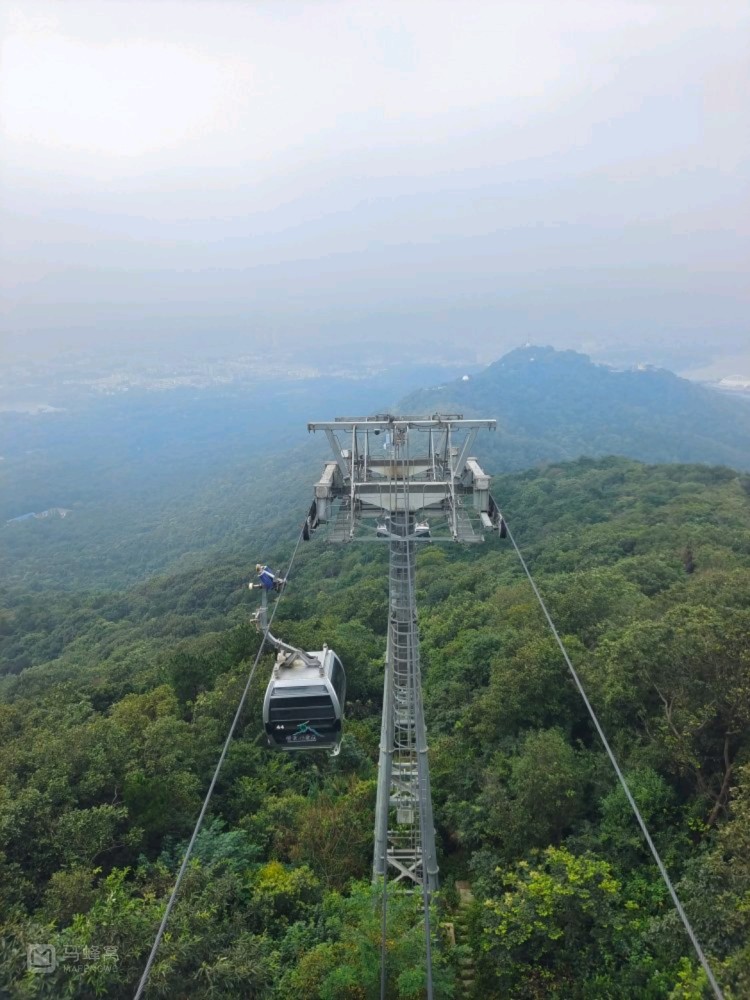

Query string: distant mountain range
4 346 750 593
400 346 750 471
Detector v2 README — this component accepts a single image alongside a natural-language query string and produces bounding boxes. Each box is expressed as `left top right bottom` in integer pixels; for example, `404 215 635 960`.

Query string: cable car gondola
262 644 346 756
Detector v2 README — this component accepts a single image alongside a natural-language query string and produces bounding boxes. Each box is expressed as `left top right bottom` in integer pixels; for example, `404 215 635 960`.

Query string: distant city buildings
6 507 71 525
716 376 750 393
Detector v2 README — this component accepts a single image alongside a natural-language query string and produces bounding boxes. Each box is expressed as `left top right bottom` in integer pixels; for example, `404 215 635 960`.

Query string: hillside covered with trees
5 348 750 599
2 457 749 997
402 346 750 473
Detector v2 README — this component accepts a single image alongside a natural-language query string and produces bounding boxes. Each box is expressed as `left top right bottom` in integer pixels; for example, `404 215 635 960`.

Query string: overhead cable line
495 504 724 1000
133 524 306 1000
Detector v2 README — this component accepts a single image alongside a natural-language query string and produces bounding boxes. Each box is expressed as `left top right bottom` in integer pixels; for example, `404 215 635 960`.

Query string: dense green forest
0 362 469 592
1 457 749 997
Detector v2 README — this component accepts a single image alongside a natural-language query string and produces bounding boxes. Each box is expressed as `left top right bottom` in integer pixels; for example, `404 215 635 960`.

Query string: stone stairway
453 880 476 998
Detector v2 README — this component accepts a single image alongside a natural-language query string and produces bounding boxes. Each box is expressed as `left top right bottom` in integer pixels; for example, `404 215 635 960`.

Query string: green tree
477 847 638 998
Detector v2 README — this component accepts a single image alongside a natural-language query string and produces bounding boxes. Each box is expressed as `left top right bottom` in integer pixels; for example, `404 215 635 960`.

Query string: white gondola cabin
263 645 346 755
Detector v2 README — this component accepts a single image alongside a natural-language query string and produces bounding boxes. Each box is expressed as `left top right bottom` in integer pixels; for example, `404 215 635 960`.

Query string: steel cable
495 503 724 1000
133 523 306 1000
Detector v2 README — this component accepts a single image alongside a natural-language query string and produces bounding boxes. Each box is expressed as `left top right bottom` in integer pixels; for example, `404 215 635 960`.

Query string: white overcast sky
1 1 748 369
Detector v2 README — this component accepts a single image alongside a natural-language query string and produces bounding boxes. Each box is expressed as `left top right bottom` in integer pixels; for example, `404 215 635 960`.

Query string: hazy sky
1 1 748 370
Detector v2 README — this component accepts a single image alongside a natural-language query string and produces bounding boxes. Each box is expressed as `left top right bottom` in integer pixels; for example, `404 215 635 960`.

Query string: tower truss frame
308 414 496 891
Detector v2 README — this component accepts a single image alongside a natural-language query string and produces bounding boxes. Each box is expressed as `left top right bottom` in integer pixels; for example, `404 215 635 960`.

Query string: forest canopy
1 456 749 997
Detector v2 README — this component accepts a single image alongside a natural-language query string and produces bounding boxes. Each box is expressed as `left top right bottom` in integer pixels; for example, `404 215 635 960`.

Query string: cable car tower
308 414 497 893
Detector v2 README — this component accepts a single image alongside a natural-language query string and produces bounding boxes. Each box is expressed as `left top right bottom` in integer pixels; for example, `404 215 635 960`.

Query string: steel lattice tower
308 415 496 891
373 508 438 888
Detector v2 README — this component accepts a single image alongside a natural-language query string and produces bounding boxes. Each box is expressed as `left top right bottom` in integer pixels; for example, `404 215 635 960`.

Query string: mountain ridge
400 345 750 471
